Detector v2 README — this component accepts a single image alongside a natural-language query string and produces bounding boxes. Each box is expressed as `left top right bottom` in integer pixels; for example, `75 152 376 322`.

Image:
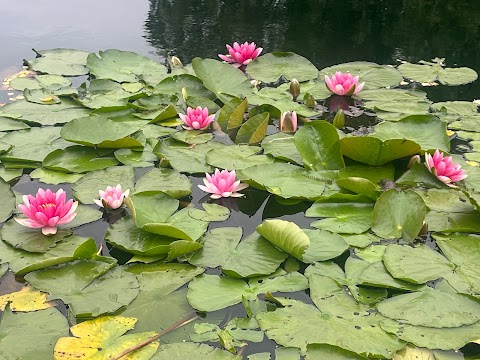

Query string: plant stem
108 313 198 360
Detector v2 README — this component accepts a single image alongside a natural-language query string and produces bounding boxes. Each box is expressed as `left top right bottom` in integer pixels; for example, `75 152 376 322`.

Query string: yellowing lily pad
54 316 158 360
0 285 53 311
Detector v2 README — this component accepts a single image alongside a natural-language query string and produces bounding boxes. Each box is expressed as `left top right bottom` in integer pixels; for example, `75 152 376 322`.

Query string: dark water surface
2 0 480 101
1 0 480 357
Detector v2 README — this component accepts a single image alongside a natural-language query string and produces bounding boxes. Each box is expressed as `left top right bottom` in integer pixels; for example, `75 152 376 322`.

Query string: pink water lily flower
280 111 298 133
425 149 467 187
218 41 263 67
15 188 78 235
198 169 249 199
325 71 365 96
94 184 130 210
180 106 215 130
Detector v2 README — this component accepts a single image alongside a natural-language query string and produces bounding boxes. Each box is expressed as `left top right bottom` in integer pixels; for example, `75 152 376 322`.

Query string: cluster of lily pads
0 43 479 359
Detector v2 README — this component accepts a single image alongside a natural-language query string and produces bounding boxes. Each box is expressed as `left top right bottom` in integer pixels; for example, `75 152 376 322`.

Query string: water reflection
144 0 480 99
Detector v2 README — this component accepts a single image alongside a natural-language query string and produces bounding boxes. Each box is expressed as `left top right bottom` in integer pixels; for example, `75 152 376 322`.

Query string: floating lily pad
261 133 303 165
398 62 478 86
87 49 168 85
256 298 404 357
43 146 119 173
372 189 426 242
54 316 158 359
153 74 216 99
341 136 421 166
246 52 319 83
0 126 69 164
238 162 328 200
25 261 139 318
192 58 253 103
25 48 90 76
294 120 345 170
206 145 274 171
0 98 90 126
154 138 227 173
133 167 192 198
378 287 480 328
61 115 144 148
189 227 288 278
373 114 450 152
0 236 96 275
0 306 69 359
187 271 308 312
382 244 455 284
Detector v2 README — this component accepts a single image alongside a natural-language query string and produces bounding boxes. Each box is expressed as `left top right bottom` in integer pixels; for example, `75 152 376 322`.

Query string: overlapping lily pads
0 46 478 360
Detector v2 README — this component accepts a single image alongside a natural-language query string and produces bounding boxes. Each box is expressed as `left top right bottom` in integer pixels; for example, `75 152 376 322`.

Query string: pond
0 0 480 359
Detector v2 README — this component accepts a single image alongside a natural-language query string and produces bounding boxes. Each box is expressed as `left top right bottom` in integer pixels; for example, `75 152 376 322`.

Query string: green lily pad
205 145 274 171
398 62 478 86
340 136 421 166
0 98 90 126
43 146 119 173
25 48 90 76
294 120 345 170
133 167 192 198
371 189 426 242
306 344 368 359
172 130 213 145
192 58 253 103
238 163 328 200
106 216 180 256
0 236 96 275
0 306 69 359
29 168 84 184
358 261 425 291
153 74 216 99
380 318 480 351
153 138 227 173
261 133 303 165
247 52 318 82
256 298 404 357
61 115 144 148
0 178 15 223
0 126 70 164
189 227 287 278
25 262 139 318
126 192 179 228
188 203 230 222
382 244 455 284
433 233 480 295
373 114 450 152
257 219 348 263
72 165 135 204
87 49 168 85
187 271 308 312
377 288 480 328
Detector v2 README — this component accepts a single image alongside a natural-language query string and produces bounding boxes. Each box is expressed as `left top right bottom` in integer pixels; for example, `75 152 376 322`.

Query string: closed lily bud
304 93 316 107
181 87 188 101
289 79 300 100
280 111 298 133
407 155 421 169
171 56 183 68
333 109 345 129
